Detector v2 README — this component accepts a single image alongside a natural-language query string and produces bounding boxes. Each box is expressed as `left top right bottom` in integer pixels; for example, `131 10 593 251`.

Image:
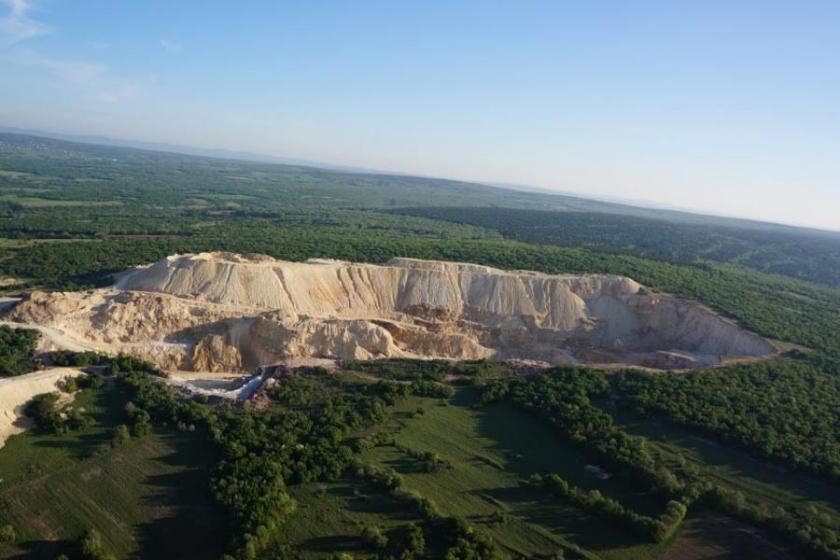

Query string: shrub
410 380 455 398
360 525 388 549
48 350 108 368
80 528 116 560
78 373 105 390
0 524 15 543
111 424 131 447
25 392 63 433
401 523 425 557
57 376 78 393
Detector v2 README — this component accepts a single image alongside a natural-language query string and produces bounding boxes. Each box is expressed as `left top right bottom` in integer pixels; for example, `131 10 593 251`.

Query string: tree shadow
473 401 666 516
32 432 108 461
477 483 644 552
658 511 796 560
30 383 127 460
3 539 76 560
618 415 840 512
378 454 426 475
132 432 228 560
299 535 360 554
326 478 419 521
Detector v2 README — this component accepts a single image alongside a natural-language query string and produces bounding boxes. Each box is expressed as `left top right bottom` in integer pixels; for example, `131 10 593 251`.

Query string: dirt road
0 320 101 353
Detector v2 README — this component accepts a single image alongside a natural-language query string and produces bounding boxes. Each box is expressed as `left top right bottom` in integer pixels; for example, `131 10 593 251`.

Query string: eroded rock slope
3 253 776 371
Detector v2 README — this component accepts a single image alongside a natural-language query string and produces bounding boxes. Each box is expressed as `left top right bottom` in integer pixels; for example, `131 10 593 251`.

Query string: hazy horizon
2 1 839 230
5 123 839 235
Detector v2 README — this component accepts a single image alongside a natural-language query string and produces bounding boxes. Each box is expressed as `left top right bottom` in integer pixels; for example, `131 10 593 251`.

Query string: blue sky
1 1 839 230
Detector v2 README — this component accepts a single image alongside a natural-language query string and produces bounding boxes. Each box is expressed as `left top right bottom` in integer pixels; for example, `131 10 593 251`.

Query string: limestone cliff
4 253 776 371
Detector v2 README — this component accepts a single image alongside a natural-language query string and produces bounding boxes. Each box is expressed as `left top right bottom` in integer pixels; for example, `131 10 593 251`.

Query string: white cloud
3 46 152 104
2 46 105 82
159 38 182 52
0 0 50 45
0 1 152 104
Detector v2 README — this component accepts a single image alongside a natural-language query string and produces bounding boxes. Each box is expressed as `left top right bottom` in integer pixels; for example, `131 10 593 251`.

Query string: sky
1 1 839 231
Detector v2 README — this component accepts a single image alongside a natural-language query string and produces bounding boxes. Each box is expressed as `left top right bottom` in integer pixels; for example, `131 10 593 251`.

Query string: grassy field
277 383 807 560
276 479 427 557
353 390 663 559
0 383 226 560
0 370 820 559
611 411 840 517
657 514 795 560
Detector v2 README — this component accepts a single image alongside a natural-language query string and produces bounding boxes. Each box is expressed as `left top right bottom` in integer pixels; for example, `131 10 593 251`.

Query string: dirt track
0 320 101 353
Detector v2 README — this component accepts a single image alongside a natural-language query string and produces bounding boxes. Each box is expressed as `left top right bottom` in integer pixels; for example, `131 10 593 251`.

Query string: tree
402 523 425 557
111 424 131 447
25 392 63 433
58 376 78 393
0 524 15 543
80 528 116 560
361 525 388 549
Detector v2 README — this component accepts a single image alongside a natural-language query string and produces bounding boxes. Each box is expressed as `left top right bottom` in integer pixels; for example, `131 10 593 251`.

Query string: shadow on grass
3 539 76 560
133 431 228 560
0 384 227 560
478 483 645 552
327 478 419 521
378 453 427 475
299 535 361 554
30 383 126 460
31 432 108 462
658 511 796 560
617 414 840 512
473 400 666 516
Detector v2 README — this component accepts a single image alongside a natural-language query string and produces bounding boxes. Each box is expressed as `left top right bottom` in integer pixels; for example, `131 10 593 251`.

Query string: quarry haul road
0 320 101 353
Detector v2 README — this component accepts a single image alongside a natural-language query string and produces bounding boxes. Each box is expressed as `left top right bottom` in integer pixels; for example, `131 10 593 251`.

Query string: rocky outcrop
4 253 776 371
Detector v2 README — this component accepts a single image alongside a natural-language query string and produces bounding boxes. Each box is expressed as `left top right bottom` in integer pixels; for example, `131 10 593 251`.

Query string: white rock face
4 253 776 371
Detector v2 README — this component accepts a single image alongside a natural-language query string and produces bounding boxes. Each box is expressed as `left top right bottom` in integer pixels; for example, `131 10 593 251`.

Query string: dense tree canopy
614 356 840 479
0 326 38 376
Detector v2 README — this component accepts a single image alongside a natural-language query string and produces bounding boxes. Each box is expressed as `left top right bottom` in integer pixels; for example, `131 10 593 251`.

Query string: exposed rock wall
4 253 776 371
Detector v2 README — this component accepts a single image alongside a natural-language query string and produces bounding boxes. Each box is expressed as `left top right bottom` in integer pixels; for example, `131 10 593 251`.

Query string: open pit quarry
0 252 776 374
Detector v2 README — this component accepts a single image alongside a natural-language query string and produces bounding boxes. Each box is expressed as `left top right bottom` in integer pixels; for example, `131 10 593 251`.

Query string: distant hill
2 128 837 237
394 207 840 288
1 131 839 288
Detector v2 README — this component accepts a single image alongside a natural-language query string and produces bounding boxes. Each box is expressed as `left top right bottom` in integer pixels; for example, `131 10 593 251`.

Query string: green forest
393 207 840 289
